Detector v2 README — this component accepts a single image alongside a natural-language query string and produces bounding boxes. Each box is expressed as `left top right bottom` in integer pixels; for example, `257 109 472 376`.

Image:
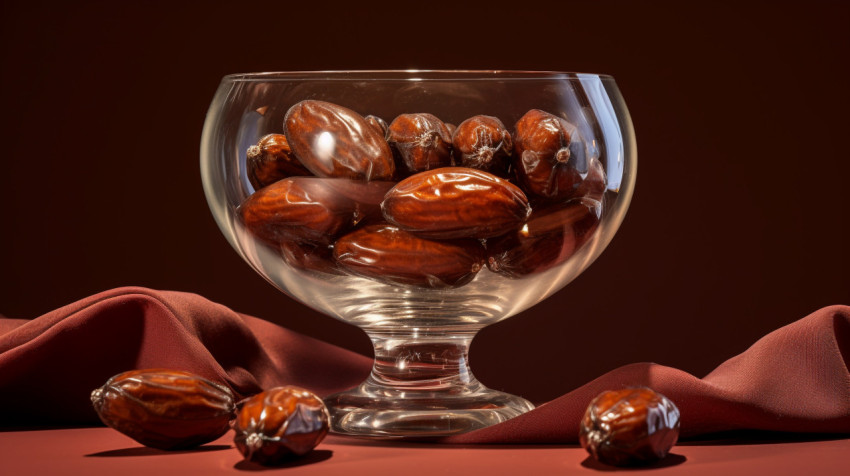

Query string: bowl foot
324 381 534 438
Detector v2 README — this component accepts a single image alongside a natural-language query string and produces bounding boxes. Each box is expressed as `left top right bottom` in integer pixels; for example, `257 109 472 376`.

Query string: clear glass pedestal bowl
200 70 636 438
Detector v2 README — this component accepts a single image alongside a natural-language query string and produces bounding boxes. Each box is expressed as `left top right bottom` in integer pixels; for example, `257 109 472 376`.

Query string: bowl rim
221 70 615 81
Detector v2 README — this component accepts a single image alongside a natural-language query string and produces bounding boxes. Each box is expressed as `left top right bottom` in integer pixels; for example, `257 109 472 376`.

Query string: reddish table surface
0 428 847 475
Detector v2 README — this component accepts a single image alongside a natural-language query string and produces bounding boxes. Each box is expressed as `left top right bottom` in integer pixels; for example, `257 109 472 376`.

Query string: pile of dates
91 369 329 465
239 100 607 288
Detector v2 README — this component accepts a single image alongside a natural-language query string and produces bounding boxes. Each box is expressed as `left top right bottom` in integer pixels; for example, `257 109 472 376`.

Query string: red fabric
1 287 848 442
0 287 371 426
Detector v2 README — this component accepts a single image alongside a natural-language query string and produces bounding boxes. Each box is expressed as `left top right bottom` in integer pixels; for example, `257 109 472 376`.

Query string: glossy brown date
580 387 680 466
284 100 395 180
387 113 453 173
246 134 311 190
487 200 600 278
233 386 329 465
238 177 392 246
513 109 584 200
452 115 512 174
382 167 530 239
90 369 235 450
333 224 485 288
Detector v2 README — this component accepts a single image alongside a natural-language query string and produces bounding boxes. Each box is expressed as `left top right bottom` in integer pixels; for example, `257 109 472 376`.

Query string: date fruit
90 369 235 450
487 200 600 278
238 177 373 246
246 134 311 190
387 113 453 173
513 109 584 200
284 100 395 180
382 167 530 239
452 115 512 174
233 386 329 465
580 387 680 466
334 224 485 288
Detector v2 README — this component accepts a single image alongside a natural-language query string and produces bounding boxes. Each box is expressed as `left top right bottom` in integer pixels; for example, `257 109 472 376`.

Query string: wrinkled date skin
246 134 311 190
580 387 680 467
90 369 235 450
513 109 585 201
387 113 453 173
233 386 329 465
452 115 512 175
487 200 600 278
333 224 485 288
365 114 389 139
382 167 530 239
238 177 392 246
284 100 395 180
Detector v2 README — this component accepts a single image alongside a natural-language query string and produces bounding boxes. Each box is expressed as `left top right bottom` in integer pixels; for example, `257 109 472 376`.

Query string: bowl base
324 381 534 439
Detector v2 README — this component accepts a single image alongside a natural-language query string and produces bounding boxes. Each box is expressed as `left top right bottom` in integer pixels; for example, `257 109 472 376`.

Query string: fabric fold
1 287 848 442
0 287 371 426
446 305 850 443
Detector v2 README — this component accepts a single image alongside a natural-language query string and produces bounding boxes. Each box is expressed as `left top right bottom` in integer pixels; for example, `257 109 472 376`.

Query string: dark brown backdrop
1 0 848 403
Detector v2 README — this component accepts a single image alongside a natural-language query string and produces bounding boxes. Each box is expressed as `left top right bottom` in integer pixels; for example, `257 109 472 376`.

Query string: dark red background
1 0 847 404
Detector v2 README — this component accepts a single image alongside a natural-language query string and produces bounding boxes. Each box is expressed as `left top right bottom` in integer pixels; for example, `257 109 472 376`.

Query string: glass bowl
201 70 636 438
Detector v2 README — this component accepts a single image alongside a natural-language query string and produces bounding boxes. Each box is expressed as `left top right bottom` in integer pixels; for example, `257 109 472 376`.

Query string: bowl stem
324 326 534 438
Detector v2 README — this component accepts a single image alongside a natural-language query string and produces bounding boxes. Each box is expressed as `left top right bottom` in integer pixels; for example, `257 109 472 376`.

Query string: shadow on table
580 453 686 471
325 435 579 450
86 444 232 457
678 430 850 446
233 450 333 471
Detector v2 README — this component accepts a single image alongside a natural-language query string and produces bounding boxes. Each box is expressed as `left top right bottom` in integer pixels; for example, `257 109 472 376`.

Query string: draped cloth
1 287 848 442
